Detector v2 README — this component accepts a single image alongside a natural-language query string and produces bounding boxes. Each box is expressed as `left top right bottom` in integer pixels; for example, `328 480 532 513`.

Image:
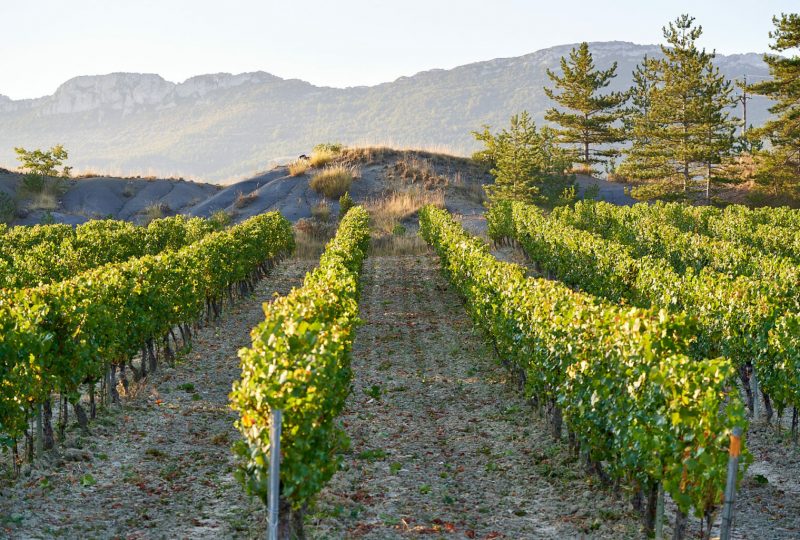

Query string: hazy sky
0 0 795 99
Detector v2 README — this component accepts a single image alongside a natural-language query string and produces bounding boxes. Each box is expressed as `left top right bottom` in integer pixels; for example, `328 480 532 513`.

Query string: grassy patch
366 187 443 235
310 165 354 199
311 200 331 222
356 448 387 461
288 159 311 176
143 203 170 224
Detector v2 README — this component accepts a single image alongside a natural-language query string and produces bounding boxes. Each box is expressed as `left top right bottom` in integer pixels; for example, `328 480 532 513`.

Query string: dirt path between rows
306 254 643 539
0 258 314 540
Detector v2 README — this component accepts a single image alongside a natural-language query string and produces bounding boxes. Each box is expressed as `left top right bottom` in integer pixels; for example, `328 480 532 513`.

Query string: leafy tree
473 112 571 202
749 13 800 196
14 144 72 196
620 15 737 198
544 42 628 173
14 144 72 179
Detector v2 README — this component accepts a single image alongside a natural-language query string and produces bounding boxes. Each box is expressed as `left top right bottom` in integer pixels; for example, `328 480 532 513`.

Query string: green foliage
472 112 571 203
14 144 72 179
210 209 232 229
0 212 294 448
338 191 354 219
489 199 800 422
231 207 370 510
583 183 600 200
19 173 46 195
0 215 220 290
312 142 344 154
421 204 746 517
620 15 737 194
749 13 800 195
544 42 628 170
0 192 16 224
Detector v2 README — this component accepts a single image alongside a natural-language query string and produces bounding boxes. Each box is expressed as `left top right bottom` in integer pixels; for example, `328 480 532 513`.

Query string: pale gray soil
0 258 314 539
574 174 635 206
306 254 643 539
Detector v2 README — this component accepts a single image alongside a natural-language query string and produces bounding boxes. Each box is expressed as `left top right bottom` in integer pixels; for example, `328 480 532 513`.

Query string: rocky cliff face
0 42 773 182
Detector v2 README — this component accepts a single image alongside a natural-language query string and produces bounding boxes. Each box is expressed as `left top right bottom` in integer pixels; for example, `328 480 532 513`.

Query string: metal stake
268 408 282 540
654 482 665 540
720 426 743 540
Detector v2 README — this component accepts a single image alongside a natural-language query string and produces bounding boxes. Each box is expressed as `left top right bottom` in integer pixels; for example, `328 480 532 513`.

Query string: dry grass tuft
294 219 336 259
27 191 59 211
143 203 171 224
288 159 311 176
309 149 337 168
234 190 258 209
310 165 355 199
370 234 430 256
390 156 449 189
311 200 332 222
366 188 444 235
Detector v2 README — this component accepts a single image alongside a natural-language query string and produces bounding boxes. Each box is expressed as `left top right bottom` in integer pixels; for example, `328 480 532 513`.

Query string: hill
0 42 771 183
0 148 516 227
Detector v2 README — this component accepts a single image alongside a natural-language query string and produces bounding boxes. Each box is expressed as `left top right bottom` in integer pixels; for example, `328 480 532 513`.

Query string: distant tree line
476 13 800 203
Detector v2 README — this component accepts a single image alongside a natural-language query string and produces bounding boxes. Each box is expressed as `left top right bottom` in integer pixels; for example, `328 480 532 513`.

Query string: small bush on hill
310 166 354 199
339 191 354 219
309 142 344 168
143 203 171 224
0 192 16 224
211 209 232 228
234 190 258 209
311 200 332 222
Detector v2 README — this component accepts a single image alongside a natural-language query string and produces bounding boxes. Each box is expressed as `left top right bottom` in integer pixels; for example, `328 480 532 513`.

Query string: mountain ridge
0 41 773 182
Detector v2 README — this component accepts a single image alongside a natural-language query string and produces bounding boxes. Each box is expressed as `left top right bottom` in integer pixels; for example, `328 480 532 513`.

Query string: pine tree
544 42 628 173
620 15 736 198
617 56 672 181
749 13 800 196
473 112 571 202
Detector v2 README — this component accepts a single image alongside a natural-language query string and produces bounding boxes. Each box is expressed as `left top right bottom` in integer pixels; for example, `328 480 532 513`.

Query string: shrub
20 173 45 194
309 142 344 168
311 200 331 222
0 192 16 224
338 191 354 219
313 142 344 154
234 190 258 209
310 166 354 199
211 209 232 229
392 223 406 236
143 203 171 224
